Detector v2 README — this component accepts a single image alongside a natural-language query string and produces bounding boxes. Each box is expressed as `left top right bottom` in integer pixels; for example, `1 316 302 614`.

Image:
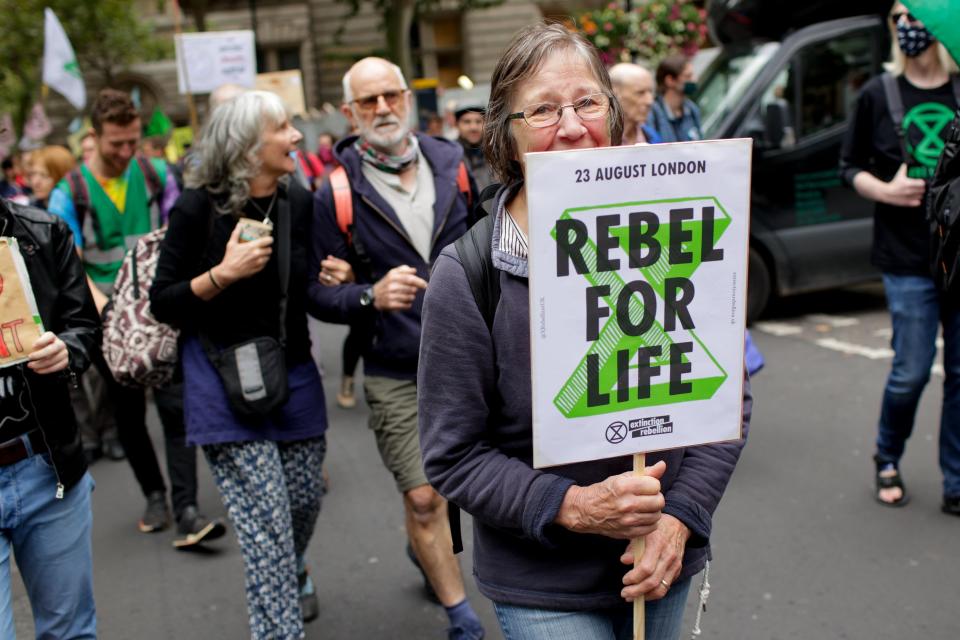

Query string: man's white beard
359 115 411 153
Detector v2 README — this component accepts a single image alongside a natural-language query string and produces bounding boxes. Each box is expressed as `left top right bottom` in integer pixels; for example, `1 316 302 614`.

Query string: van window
754 31 875 146
698 42 780 138
796 32 874 138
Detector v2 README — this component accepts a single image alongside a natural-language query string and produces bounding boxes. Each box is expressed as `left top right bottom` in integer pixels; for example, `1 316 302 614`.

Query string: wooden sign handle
633 452 646 640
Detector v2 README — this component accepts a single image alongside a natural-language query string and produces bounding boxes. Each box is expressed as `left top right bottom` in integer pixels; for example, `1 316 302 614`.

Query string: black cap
454 105 485 121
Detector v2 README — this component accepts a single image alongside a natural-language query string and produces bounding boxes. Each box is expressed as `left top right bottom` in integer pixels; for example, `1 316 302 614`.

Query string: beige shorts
363 376 429 493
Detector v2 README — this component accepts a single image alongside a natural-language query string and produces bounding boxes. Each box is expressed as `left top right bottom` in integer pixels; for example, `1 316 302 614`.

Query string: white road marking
753 321 803 337
806 314 860 328
814 338 894 360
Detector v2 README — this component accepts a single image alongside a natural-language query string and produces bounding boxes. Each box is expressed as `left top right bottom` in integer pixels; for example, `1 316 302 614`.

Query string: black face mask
897 22 936 57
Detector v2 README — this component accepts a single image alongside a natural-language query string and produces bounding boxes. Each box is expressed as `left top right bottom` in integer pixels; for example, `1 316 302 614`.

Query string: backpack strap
136 156 163 200
67 168 90 222
454 213 500 332
330 166 353 242
446 212 500 553
881 72 911 165
456 160 471 209
327 165 375 282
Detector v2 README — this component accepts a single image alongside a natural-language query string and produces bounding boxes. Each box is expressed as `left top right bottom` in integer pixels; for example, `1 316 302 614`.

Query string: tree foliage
336 0 505 80
0 0 171 132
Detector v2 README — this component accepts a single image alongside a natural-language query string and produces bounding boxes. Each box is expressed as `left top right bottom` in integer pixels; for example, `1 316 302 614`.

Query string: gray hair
186 90 289 217
483 22 623 186
341 58 408 103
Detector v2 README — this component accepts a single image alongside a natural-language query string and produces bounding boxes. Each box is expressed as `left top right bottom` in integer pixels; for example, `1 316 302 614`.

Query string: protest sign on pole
0 238 45 369
255 70 307 117
175 30 256 95
527 138 752 469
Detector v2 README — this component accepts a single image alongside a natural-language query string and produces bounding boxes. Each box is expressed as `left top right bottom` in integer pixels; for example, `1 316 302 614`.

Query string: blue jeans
877 274 960 496
493 576 693 640
0 436 96 640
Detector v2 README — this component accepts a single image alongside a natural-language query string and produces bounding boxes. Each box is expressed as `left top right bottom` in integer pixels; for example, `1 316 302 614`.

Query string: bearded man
307 57 484 640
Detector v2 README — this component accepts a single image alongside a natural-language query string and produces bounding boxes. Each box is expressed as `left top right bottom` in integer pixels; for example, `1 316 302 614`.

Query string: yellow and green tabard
70 159 165 295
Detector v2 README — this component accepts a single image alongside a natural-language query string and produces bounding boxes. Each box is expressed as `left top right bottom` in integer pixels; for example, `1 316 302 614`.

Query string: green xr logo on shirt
904 101 955 178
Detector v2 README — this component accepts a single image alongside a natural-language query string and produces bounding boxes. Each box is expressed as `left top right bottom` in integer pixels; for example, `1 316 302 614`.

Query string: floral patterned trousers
204 436 326 640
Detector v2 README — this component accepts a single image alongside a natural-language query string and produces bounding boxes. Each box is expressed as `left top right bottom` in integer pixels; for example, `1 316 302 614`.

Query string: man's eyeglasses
890 11 918 23
507 93 611 128
352 90 407 112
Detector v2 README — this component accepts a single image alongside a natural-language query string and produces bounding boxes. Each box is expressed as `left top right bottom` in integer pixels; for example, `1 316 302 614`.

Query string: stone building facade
46 0 589 138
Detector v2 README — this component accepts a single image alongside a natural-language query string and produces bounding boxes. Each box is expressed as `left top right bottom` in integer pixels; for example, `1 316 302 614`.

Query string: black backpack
928 110 960 292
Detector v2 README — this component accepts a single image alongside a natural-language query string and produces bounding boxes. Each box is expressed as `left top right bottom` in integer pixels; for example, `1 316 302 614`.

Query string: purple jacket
418 189 751 610
307 134 477 380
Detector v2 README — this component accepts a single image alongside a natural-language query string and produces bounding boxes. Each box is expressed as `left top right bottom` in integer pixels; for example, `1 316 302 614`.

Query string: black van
698 1 894 320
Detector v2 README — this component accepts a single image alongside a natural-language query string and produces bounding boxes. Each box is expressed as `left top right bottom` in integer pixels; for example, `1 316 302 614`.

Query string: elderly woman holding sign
418 22 751 640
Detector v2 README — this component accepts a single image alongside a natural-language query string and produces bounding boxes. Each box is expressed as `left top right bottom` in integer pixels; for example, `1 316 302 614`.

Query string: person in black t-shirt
840 2 960 515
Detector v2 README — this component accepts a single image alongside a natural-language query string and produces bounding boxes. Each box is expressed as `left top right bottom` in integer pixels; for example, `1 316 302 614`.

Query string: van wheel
747 248 771 324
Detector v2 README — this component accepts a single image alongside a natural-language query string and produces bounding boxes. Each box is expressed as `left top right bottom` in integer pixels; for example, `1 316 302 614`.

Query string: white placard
527 139 752 468
175 31 256 95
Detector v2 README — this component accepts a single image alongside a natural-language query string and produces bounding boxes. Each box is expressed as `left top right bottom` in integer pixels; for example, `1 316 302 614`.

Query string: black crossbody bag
201 194 291 419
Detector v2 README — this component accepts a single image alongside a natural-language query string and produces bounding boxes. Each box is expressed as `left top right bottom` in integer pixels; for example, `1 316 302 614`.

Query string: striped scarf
354 135 419 174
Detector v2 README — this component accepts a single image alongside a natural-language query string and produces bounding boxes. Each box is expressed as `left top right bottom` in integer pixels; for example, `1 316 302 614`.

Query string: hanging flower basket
574 1 710 67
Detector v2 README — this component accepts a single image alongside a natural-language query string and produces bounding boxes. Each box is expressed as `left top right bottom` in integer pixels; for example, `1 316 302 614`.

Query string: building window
257 44 302 73
412 13 464 89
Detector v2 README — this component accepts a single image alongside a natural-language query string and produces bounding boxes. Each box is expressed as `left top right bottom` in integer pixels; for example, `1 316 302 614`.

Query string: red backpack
329 161 471 245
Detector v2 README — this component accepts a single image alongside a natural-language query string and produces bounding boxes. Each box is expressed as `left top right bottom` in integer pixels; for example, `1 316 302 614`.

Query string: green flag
143 108 173 139
903 0 960 64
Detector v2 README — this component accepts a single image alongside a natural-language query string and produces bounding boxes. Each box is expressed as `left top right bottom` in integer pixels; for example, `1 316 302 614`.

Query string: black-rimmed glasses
507 93 611 128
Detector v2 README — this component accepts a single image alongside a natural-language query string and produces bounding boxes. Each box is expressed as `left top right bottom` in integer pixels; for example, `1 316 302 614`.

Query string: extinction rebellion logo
606 415 674 443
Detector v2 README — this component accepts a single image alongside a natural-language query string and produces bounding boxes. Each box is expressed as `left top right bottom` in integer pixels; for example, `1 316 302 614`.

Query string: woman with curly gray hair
151 90 327 639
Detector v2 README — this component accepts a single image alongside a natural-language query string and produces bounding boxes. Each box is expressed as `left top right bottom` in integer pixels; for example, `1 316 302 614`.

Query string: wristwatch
360 286 375 307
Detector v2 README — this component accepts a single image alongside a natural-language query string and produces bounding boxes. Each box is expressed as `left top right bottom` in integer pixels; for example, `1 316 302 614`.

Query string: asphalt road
12 285 960 639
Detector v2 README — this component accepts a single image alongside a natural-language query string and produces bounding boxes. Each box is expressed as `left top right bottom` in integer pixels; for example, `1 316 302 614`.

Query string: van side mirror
763 99 790 149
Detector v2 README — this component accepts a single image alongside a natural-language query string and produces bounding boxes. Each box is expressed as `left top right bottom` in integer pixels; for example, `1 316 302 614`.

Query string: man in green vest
49 89 224 547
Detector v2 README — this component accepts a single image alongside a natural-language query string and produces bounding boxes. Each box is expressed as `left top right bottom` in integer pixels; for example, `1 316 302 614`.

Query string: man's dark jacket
0 199 100 491
307 133 477 381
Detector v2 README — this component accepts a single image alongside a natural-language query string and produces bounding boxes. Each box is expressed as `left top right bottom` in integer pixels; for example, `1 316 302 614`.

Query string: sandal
874 457 910 507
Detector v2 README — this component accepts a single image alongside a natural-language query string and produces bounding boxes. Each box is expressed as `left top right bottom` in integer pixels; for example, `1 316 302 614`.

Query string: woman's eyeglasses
352 90 407 112
508 93 611 128
890 11 918 23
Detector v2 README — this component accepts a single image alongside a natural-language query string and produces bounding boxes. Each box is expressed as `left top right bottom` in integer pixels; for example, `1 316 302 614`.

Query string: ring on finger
660 579 670 589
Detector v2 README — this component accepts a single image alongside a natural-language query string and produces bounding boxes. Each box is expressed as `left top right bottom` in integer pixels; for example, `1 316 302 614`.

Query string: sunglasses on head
890 11 918 23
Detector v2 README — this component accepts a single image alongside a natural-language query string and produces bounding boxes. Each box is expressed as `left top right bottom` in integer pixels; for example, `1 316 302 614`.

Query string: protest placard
175 31 256 95
256 70 307 117
527 139 752 468
0 238 45 369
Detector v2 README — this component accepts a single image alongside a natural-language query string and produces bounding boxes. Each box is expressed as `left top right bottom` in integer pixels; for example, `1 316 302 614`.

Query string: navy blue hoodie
308 133 476 380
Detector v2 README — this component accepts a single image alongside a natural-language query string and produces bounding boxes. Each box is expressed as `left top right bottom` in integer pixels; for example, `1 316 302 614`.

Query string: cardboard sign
526 139 752 468
175 31 256 95
0 238 45 369
256 70 307 116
